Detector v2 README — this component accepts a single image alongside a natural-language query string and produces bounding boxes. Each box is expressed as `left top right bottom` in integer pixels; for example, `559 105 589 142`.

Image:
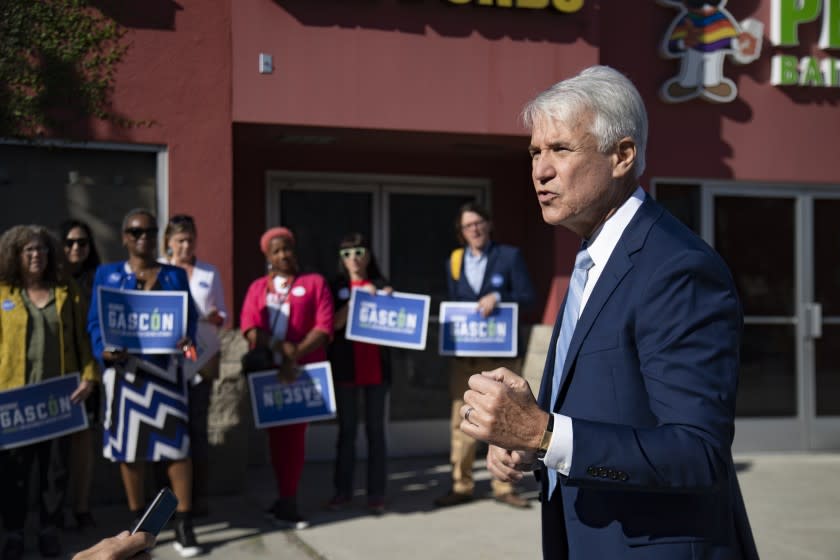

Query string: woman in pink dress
239 226 333 529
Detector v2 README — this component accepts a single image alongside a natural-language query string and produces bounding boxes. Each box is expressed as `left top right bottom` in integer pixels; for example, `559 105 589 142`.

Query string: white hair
522 65 648 178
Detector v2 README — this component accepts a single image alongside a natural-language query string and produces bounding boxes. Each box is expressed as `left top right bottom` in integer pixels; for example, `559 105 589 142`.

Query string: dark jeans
0 438 68 531
333 383 388 498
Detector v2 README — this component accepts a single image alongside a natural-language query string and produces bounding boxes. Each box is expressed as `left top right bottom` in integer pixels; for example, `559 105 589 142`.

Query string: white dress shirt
543 187 646 476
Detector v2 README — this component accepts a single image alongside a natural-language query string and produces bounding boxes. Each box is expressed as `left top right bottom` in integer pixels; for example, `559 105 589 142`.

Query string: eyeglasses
124 227 159 239
22 245 48 255
64 238 89 249
460 219 487 231
169 214 194 225
339 247 367 259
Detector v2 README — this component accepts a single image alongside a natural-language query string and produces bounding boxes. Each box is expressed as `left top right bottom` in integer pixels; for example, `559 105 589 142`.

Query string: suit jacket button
586 466 597 477
619 471 629 481
608 469 618 480
597 467 608 478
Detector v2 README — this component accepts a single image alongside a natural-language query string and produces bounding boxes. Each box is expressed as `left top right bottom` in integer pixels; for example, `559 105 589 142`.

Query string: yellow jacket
0 281 99 390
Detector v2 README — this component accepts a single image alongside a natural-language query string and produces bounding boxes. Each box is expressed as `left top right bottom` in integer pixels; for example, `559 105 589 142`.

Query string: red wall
82 0 235 321
231 0 598 134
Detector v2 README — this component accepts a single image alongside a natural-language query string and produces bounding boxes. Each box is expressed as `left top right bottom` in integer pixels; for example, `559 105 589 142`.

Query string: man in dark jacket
434 202 536 510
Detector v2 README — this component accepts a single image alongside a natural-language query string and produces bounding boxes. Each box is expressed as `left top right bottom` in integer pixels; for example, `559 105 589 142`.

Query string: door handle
804 303 822 339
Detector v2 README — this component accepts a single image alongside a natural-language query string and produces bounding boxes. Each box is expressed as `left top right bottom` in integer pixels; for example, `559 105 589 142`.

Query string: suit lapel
557 247 632 395
555 195 663 404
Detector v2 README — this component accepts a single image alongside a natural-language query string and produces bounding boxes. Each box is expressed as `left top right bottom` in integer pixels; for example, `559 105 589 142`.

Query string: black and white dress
89 261 197 462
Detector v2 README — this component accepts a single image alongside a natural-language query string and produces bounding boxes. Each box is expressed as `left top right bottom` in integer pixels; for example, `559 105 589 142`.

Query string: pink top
240 273 334 365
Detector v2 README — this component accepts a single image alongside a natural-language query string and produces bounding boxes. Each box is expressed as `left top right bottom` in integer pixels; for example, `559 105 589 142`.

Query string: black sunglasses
124 227 159 239
169 214 194 225
64 237 90 248
339 247 367 259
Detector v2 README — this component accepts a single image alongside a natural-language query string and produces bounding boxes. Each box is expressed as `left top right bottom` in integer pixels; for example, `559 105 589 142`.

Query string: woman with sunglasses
58 219 102 531
161 214 227 516
327 233 393 515
60 220 101 299
0 225 98 559
87 209 201 558
240 226 333 529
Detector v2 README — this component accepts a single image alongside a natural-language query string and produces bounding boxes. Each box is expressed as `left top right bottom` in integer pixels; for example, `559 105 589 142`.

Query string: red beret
260 227 295 254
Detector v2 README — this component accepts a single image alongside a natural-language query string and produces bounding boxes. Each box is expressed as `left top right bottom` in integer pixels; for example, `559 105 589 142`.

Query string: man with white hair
460 66 758 559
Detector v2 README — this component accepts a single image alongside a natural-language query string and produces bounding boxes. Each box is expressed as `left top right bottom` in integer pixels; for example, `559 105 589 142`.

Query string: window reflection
715 197 795 317
737 324 796 417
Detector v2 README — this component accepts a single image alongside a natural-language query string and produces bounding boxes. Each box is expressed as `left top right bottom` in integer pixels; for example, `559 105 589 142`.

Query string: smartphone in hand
131 487 179 536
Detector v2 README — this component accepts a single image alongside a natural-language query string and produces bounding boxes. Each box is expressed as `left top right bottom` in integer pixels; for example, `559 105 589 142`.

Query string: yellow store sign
446 0 584 13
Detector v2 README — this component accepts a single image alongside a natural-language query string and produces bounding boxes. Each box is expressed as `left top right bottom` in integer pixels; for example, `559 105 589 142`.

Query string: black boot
172 512 201 557
265 496 309 530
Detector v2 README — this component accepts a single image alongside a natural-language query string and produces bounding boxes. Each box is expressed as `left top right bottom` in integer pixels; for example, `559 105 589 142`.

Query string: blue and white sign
0 374 88 450
98 287 187 354
438 302 518 357
248 361 337 429
345 289 430 350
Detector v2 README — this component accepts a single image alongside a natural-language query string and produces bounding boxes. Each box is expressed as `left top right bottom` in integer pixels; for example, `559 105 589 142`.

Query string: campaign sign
98 287 187 354
438 302 518 357
248 361 337 429
345 289 431 350
0 374 88 450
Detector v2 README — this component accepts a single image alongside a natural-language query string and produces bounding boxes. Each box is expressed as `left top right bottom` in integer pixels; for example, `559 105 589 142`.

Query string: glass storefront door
705 187 840 451
656 182 840 450
811 198 840 448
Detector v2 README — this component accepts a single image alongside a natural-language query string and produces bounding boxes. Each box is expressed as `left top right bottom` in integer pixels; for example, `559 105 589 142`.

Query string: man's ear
611 137 637 179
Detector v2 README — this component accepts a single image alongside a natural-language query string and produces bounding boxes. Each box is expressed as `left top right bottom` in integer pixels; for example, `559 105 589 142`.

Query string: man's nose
532 155 555 183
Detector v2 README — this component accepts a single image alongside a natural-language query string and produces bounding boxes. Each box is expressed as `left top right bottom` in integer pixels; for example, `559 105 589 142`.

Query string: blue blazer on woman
87 261 198 369
536 195 757 559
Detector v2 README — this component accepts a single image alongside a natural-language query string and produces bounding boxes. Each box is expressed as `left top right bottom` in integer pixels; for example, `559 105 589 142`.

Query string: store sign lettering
446 0 584 13
770 0 840 86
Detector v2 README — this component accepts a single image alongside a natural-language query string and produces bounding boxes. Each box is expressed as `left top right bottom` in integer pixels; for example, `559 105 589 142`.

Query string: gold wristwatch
536 413 554 460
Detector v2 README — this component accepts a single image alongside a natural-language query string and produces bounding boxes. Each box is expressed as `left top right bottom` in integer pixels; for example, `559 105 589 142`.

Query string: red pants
267 422 308 497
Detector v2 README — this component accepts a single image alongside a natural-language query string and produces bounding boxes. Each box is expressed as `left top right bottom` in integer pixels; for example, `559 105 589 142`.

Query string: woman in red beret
239 226 333 529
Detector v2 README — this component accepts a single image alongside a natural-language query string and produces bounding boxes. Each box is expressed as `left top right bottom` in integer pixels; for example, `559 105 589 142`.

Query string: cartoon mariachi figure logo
659 1 763 103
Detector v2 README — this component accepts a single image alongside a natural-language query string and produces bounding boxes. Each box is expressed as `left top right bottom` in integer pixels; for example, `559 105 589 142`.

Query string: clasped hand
458 368 549 481
273 340 300 383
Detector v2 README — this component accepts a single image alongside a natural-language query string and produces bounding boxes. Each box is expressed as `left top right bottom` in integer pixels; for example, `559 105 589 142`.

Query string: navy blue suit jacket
446 242 535 308
536 196 758 559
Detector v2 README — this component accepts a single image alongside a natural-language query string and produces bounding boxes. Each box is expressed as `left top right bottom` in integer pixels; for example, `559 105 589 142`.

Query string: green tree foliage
0 0 131 138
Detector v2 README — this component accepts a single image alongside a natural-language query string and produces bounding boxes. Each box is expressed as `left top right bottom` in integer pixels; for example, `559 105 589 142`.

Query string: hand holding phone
72 531 155 560
131 487 179 536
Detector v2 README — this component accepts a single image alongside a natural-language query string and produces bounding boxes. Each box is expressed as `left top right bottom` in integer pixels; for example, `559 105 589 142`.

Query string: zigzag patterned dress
101 353 191 462
88 262 197 463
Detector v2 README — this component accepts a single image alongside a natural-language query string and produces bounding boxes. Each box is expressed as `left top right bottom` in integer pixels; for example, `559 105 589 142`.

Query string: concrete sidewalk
47 453 840 559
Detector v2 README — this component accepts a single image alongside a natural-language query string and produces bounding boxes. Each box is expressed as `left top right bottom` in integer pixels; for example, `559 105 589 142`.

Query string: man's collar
466 241 492 258
585 186 645 268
